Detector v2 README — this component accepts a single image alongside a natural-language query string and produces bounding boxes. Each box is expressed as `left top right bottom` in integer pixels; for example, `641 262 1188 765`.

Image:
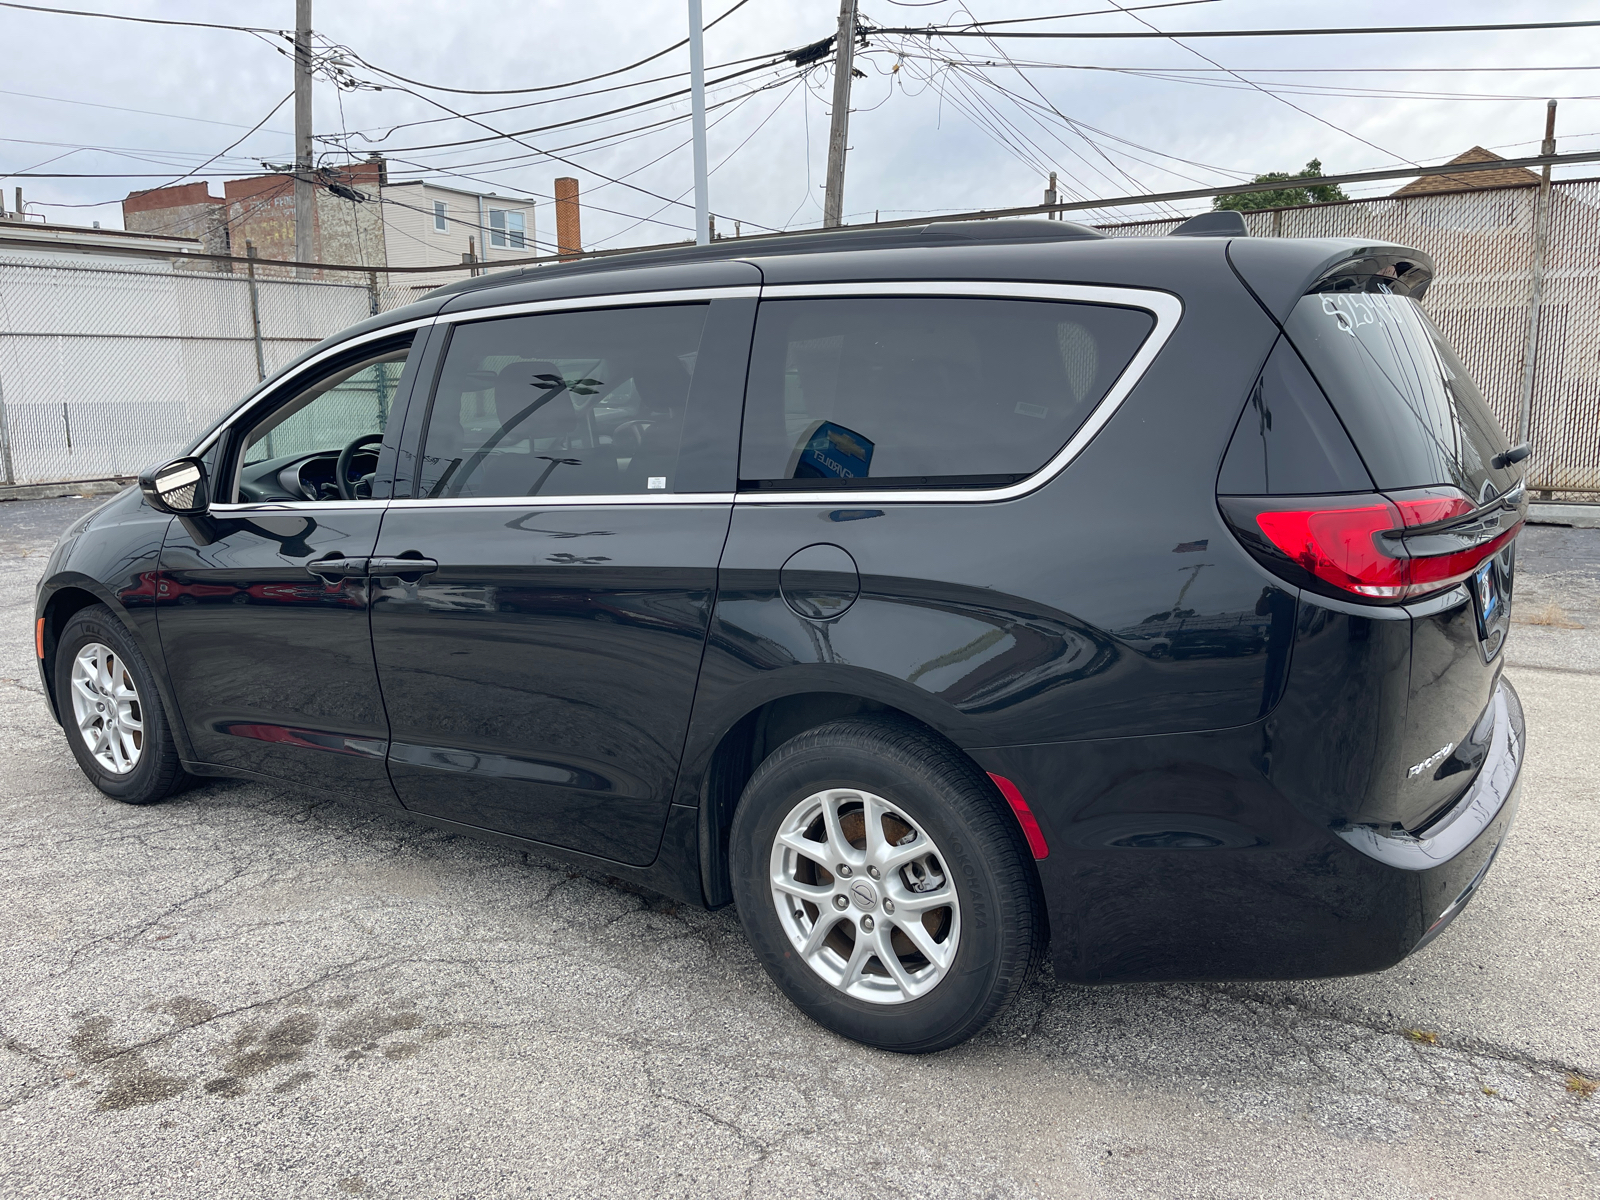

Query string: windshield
1284 290 1514 500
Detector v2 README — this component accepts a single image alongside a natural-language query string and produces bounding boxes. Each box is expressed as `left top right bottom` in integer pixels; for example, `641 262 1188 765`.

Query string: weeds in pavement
1567 1074 1598 1099
1403 1028 1440 1045
1515 601 1584 629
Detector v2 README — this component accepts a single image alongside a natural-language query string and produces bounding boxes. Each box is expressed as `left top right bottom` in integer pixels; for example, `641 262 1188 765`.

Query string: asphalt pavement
1 494 1597 1199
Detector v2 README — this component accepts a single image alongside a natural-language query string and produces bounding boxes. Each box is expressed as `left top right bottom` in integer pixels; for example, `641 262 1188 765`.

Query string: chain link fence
3 182 1598 493
0 254 432 487
1098 179 1600 496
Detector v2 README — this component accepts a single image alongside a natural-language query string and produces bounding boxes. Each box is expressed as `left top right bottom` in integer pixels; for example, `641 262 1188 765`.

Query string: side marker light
988 772 1050 860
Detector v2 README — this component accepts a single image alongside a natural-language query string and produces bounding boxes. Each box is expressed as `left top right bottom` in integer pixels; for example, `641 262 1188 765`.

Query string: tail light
1219 485 1524 604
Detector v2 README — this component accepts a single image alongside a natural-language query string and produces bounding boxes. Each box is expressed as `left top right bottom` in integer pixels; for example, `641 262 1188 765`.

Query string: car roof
425 218 1108 301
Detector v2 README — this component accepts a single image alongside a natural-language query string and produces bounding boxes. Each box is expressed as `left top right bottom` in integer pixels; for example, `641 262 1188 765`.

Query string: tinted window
235 345 410 502
1217 337 1373 496
738 297 1154 488
1285 291 1512 496
418 304 708 499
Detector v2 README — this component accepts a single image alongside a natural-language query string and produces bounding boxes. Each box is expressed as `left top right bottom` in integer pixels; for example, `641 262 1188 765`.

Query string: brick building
122 160 388 274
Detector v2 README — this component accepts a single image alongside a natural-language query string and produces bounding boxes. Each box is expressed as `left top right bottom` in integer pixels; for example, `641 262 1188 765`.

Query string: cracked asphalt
2 495 1597 1199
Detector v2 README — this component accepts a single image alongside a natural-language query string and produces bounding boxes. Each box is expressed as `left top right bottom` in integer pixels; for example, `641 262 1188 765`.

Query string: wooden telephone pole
822 0 858 228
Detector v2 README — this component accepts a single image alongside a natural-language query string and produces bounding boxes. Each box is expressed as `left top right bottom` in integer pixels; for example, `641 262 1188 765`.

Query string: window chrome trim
738 280 1182 506
193 279 1178 511
386 492 737 509
432 284 759 326
208 500 393 514
190 316 438 457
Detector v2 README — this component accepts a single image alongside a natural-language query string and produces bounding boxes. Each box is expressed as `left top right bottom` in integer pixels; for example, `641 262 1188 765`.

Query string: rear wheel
730 716 1043 1053
54 605 188 805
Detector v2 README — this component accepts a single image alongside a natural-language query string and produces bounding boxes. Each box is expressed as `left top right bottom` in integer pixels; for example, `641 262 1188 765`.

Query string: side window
416 304 709 499
234 344 411 503
738 297 1154 488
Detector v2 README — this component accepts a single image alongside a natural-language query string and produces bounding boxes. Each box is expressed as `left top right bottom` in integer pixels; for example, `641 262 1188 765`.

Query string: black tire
730 716 1043 1053
54 604 188 805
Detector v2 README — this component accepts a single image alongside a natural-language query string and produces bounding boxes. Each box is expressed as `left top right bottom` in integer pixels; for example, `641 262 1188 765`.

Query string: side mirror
139 457 210 515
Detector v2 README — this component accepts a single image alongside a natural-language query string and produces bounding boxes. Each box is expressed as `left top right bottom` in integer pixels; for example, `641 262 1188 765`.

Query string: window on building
506 210 526 250
433 200 448 232
738 297 1155 489
489 208 507 248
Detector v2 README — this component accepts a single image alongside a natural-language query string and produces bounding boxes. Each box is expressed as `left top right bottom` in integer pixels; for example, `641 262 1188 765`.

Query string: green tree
1213 159 1347 212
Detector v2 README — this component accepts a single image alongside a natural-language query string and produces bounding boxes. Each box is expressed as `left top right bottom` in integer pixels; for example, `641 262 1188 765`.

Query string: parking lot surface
2 496 1597 1199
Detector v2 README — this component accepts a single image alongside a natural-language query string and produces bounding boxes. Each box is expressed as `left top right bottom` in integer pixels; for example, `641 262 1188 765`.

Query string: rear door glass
738 296 1153 489
418 304 709 499
1284 291 1515 499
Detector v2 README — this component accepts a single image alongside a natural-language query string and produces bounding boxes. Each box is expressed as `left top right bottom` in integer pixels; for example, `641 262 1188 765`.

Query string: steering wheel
335 433 385 501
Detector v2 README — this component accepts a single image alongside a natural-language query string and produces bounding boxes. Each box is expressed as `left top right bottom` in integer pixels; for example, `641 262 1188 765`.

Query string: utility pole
293 0 315 275
687 0 710 245
822 0 858 228
1517 98 1558 447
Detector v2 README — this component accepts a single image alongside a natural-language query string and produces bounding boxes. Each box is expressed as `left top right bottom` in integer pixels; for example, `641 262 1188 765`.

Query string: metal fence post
245 242 267 382
0 368 15 485
1516 101 1558 445
367 269 380 317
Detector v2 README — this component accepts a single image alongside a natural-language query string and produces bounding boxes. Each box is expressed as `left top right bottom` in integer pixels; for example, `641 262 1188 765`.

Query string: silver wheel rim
769 787 961 1005
69 642 144 775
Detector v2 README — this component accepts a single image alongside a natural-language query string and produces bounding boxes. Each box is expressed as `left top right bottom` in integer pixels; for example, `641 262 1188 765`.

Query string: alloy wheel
768 787 961 1004
69 642 143 775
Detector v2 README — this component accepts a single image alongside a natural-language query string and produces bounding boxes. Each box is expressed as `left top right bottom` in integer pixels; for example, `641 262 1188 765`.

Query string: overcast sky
4 0 1599 252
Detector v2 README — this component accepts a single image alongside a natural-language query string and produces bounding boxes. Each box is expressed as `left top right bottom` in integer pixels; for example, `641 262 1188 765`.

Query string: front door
369 298 750 865
156 336 421 799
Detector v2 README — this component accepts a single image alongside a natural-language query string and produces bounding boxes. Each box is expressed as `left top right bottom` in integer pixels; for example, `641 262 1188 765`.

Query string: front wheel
54 604 188 805
730 717 1043 1053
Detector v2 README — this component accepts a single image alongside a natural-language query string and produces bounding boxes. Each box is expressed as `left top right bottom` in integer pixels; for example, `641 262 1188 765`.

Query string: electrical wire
0 86 295 136
133 92 295 197
329 0 756 97
0 1 284 34
1095 0 1417 170
863 18 1600 39
353 57 790 155
324 49 785 145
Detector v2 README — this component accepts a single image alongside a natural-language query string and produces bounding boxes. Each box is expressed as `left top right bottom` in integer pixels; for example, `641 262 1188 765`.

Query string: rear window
738 297 1154 489
1284 291 1510 495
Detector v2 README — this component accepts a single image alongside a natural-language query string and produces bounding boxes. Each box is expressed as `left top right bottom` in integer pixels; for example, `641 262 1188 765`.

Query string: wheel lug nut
882 899 895 914
837 864 852 877
860 915 875 932
833 895 848 910
867 866 881 880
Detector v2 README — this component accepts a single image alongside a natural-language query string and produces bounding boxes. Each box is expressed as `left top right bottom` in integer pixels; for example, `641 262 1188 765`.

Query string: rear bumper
970 676 1524 984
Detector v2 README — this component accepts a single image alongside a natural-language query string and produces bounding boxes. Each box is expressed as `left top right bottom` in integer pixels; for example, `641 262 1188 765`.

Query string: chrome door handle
369 555 439 580
306 556 369 579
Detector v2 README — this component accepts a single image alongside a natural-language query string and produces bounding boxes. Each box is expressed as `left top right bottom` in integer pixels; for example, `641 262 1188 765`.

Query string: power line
864 18 1600 39
0 86 295 135
356 57 790 155
0 1 284 34
344 66 789 232
1095 0 1416 169
327 49 784 145
330 0 756 97
934 0 1221 30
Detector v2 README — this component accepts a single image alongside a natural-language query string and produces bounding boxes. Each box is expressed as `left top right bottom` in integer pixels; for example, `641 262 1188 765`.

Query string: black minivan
34 219 1527 1052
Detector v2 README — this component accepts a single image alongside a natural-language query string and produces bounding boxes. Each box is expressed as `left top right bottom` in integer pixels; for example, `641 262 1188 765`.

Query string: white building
381 182 536 290
0 216 204 267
